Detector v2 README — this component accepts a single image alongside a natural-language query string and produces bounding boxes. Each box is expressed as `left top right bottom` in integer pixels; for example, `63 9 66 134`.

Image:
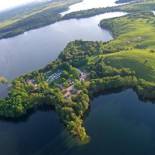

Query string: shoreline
0 10 125 40
0 0 132 40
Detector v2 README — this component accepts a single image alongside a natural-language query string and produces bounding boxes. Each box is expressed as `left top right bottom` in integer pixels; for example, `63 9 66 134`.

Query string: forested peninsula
1 0 155 143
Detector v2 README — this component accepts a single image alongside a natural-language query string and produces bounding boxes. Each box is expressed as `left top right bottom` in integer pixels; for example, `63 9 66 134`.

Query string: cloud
0 0 47 11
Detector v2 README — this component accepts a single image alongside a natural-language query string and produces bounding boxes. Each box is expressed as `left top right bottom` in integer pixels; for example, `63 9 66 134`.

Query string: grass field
101 50 155 82
120 0 155 12
101 12 155 49
91 12 155 82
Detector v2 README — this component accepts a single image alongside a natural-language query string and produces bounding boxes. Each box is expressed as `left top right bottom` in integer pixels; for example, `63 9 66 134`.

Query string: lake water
61 0 118 16
1 89 155 155
0 12 126 80
0 110 66 155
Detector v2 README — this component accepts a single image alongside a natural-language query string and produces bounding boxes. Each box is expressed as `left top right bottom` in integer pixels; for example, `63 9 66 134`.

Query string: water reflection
0 12 126 80
61 0 118 16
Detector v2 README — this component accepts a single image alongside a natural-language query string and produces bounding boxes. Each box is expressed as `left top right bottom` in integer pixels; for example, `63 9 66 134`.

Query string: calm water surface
1 89 155 155
0 12 126 80
61 0 118 15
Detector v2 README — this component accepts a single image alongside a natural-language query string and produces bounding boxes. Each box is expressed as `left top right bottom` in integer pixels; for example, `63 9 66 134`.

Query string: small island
0 76 7 84
116 0 135 3
1 1 155 143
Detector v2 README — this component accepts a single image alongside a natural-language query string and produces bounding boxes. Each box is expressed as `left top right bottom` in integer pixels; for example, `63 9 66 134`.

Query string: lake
1 89 155 155
0 12 126 80
61 0 118 16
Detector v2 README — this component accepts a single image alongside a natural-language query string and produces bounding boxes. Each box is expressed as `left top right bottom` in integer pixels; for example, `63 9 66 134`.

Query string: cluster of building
26 79 38 90
46 70 62 83
25 68 87 98
63 69 87 98
76 69 87 81
63 85 82 98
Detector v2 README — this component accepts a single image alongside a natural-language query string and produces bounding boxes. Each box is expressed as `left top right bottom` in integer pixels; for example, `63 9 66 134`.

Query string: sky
0 0 44 11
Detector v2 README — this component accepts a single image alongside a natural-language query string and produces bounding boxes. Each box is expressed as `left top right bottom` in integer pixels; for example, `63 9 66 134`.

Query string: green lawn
102 50 155 82
101 13 155 49
95 12 155 82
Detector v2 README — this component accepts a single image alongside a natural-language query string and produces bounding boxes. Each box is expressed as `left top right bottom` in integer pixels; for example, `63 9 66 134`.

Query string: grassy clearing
101 49 155 82
98 12 155 82
100 12 155 50
120 0 155 12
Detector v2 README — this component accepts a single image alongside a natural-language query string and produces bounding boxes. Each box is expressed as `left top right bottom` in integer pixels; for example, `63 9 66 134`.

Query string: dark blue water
76 89 155 155
0 110 66 155
1 89 155 155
